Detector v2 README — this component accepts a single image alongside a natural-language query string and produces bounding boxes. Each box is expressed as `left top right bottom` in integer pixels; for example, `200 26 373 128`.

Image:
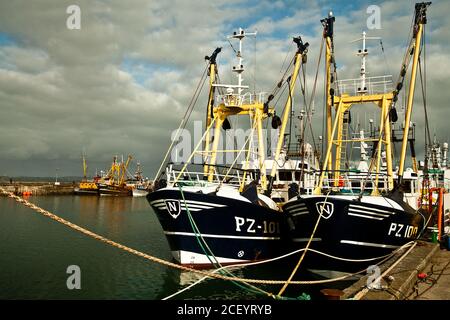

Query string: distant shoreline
0 176 87 183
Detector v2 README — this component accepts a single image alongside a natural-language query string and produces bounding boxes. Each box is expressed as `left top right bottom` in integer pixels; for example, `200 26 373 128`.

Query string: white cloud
0 0 448 176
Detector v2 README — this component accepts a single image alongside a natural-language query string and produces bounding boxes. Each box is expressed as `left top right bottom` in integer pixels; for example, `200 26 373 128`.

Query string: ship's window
294 171 302 180
279 171 293 181
352 181 361 189
364 182 373 189
401 180 412 193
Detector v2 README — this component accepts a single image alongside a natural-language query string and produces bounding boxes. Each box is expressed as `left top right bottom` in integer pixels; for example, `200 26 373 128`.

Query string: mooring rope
162 241 415 300
352 241 418 300
0 187 415 286
178 185 277 298
277 191 331 296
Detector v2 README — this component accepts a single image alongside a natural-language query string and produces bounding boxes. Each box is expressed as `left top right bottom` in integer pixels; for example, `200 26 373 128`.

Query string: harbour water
0 195 352 300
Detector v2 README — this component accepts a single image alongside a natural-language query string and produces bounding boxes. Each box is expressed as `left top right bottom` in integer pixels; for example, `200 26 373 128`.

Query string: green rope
177 185 269 296
178 185 220 268
177 185 312 300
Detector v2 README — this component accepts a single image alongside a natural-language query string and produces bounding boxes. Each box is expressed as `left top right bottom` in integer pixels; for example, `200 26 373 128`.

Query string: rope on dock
0 186 415 287
352 241 418 300
161 243 413 300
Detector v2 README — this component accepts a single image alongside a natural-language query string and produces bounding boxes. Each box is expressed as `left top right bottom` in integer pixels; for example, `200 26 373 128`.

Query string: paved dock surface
342 241 443 300
411 249 450 300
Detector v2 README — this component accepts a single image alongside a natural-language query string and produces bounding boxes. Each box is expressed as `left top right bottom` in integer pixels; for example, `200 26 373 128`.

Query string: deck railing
337 75 394 95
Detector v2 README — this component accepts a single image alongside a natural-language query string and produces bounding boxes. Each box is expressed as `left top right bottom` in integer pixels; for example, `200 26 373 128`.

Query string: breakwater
0 182 75 196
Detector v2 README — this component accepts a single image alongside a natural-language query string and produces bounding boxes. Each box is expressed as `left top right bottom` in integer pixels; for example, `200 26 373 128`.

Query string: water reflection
0 196 357 299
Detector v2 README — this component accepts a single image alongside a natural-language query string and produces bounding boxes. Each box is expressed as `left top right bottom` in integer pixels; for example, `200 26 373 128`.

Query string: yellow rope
277 191 331 296
0 187 406 286
0 187 300 285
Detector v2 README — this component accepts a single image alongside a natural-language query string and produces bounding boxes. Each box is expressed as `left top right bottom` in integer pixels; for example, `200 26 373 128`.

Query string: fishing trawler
98 155 133 196
74 153 100 195
283 3 433 276
147 29 314 267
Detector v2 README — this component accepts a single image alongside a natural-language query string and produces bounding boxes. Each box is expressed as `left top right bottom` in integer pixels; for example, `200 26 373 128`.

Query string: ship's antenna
350 31 381 94
228 28 257 95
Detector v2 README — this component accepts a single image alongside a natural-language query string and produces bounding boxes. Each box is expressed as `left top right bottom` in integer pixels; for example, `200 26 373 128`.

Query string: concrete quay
0 182 75 196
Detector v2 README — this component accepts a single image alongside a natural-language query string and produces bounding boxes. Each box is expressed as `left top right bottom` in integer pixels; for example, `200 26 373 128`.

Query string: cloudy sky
0 0 448 178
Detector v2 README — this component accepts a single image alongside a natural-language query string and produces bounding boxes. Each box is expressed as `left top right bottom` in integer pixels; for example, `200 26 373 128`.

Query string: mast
315 10 400 194
443 143 448 169
135 162 142 180
230 28 256 95
351 31 381 94
359 31 368 93
203 47 221 176
207 28 259 183
82 153 87 180
397 2 430 185
119 155 132 186
266 36 309 194
322 12 335 173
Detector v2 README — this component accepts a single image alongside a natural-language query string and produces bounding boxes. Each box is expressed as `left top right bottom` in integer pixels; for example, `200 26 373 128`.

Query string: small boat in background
132 184 149 197
98 183 132 196
130 162 151 197
74 181 99 195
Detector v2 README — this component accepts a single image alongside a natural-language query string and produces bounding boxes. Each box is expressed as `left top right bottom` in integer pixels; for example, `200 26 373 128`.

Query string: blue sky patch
0 32 17 46
121 57 176 86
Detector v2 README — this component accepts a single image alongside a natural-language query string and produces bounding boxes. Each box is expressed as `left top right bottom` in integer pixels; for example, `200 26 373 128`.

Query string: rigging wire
287 76 293 153
270 55 295 99
306 37 325 156
153 65 209 181
358 20 428 198
379 39 392 77
279 41 294 75
294 37 325 187
418 24 432 199
355 6 425 195
419 50 431 148
321 48 327 167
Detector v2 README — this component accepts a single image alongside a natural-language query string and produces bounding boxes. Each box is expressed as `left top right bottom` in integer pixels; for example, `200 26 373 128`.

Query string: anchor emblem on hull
315 201 334 219
165 200 181 219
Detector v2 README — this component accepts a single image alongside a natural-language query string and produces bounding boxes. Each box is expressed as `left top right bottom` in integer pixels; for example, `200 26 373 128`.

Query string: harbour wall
0 182 75 196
